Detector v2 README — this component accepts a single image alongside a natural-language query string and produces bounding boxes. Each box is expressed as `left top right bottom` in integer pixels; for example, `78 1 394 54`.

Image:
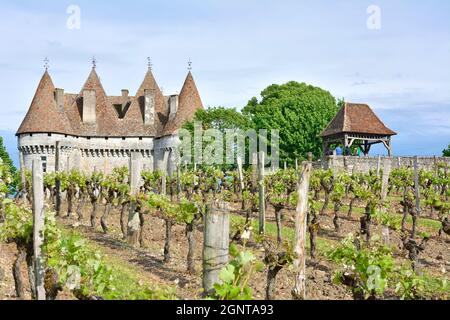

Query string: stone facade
18 133 182 175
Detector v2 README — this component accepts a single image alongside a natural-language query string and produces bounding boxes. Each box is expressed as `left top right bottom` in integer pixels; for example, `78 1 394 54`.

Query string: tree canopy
242 81 339 163
0 137 16 175
183 106 251 132
443 144 450 157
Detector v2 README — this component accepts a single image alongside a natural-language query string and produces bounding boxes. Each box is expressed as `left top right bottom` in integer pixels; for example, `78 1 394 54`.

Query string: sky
0 0 449 166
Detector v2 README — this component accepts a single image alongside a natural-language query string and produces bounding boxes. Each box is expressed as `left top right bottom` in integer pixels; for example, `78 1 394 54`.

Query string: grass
58 225 177 300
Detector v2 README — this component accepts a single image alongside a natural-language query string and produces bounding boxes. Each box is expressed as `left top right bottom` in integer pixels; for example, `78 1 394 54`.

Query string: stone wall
319 155 450 173
18 133 157 175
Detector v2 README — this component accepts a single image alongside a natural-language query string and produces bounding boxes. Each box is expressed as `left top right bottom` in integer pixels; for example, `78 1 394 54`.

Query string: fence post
376 155 381 176
258 151 266 235
127 151 142 246
413 156 421 215
380 159 392 244
202 201 229 295
237 156 245 193
161 149 170 195
55 141 61 216
32 160 46 300
19 149 27 200
292 160 312 300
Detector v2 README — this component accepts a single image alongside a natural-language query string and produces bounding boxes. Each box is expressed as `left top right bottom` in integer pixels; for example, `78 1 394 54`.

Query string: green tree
183 107 251 132
0 137 16 174
242 82 339 163
183 107 252 168
443 144 450 157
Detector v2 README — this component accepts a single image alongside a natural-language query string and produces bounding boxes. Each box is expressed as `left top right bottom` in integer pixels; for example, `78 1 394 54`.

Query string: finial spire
147 57 153 71
44 57 50 71
187 58 192 71
92 56 97 69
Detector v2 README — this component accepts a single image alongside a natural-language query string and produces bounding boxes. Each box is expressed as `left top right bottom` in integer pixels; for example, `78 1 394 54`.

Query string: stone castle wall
318 155 450 173
18 133 179 175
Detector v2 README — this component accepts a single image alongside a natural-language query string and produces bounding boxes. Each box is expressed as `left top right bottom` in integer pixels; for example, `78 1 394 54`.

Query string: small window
48 133 52 137
41 156 47 173
105 137 109 140
139 137 143 141
122 137 126 141
87 137 91 140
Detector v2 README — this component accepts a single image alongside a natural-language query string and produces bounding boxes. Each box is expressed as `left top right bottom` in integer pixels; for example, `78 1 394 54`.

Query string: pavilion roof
321 103 397 137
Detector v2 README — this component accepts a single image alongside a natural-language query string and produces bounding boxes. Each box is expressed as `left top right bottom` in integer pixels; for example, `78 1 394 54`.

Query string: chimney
169 94 179 121
144 89 155 126
82 89 96 123
121 89 129 112
55 88 64 110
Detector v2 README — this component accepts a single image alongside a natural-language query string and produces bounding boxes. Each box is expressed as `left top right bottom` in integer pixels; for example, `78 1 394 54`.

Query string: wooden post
55 141 61 216
202 201 230 295
258 151 266 235
284 161 287 170
380 159 392 245
19 150 27 200
127 151 142 246
237 156 245 192
176 163 182 197
295 159 299 171
376 155 381 176
292 160 312 300
32 160 46 300
161 149 170 195
413 157 421 216
251 152 258 188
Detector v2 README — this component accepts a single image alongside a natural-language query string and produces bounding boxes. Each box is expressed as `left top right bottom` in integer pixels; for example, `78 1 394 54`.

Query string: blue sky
1 0 449 165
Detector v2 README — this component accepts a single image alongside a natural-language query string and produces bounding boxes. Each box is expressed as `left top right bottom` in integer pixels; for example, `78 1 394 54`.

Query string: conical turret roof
161 71 204 136
17 71 73 135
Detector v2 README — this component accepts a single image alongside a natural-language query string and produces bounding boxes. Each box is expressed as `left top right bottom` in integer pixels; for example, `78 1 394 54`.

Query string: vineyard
0 156 449 300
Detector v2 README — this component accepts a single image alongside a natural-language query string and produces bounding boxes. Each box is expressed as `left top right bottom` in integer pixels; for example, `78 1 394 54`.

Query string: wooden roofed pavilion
321 103 397 156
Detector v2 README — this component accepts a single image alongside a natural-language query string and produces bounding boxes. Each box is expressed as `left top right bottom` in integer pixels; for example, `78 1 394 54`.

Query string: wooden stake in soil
292 160 312 300
161 149 170 195
19 149 27 201
258 151 266 235
202 202 230 295
237 156 245 193
127 151 142 246
380 159 392 245
412 156 421 238
376 155 381 176
414 156 420 214
55 141 62 216
32 160 46 300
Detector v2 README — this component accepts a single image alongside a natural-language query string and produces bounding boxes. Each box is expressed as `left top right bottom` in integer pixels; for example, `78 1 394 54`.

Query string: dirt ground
1 198 448 300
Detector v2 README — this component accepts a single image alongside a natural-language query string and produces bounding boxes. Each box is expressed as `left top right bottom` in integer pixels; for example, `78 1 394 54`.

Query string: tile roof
17 68 203 138
321 103 397 137
17 71 73 135
161 72 204 136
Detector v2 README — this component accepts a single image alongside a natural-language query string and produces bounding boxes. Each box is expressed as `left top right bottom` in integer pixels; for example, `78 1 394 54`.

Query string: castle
16 63 203 175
